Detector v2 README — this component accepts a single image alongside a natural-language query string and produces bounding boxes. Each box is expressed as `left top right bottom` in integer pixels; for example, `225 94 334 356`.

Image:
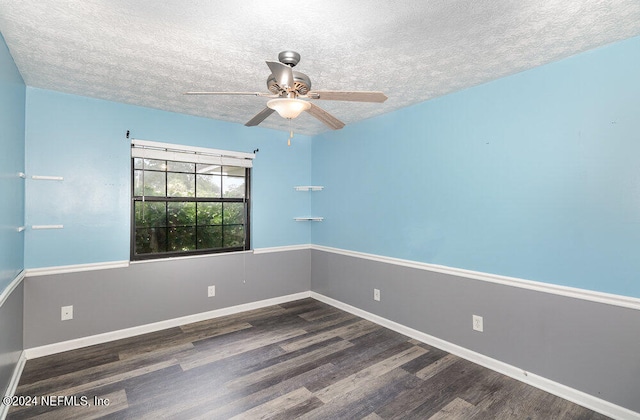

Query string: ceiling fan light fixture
267 98 311 119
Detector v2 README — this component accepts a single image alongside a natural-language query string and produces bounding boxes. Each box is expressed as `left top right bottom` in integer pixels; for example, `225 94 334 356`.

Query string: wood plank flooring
8 298 609 419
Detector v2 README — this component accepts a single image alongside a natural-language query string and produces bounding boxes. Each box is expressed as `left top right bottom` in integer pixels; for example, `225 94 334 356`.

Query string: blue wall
0 33 25 292
24 89 312 268
18 35 640 297
312 36 640 298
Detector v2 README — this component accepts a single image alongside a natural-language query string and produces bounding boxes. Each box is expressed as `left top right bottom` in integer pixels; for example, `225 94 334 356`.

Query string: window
131 140 254 260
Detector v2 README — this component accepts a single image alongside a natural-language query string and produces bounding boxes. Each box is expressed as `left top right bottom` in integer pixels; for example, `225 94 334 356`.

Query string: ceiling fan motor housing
267 71 311 95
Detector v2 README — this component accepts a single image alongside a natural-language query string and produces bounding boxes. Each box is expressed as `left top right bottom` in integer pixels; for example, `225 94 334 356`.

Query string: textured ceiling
1 1 639 135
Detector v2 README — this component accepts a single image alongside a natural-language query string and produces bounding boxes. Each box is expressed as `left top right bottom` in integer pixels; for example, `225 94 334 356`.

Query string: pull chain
288 118 293 146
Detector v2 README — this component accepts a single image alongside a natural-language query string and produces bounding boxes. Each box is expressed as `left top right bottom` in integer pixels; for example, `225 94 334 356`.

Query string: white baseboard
24 291 311 359
311 292 639 420
0 351 27 420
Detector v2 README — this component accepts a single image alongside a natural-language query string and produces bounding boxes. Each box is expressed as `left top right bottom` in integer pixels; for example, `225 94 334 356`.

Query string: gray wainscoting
24 249 311 349
0 280 23 396
310 248 640 414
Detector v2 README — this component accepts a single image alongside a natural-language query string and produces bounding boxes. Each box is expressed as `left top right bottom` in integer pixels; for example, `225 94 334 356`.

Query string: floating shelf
294 186 324 192
294 217 324 222
32 225 64 230
17 226 26 232
18 172 26 179
32 175 64 181
294 186 323 221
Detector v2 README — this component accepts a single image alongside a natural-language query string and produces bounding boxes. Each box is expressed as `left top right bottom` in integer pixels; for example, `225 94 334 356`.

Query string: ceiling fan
185 51 388 130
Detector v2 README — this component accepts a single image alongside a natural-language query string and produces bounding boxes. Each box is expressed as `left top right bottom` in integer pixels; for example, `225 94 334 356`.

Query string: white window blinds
131 139 255 168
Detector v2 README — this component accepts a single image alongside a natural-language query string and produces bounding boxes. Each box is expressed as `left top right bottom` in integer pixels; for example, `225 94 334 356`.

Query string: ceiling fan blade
306 91 388 103
184 91 276 97
306 103 345 130
266 61 295 89
245 107 276 127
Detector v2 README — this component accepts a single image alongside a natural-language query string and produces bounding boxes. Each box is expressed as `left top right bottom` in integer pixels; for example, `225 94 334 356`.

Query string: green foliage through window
132 157 250 259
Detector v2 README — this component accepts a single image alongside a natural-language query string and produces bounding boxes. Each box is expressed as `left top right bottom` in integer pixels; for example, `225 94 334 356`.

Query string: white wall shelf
294 185 324 191
28 175 65 231
294 185 323 221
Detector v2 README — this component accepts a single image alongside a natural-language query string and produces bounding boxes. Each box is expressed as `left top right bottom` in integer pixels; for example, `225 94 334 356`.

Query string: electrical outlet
472 314 483 332
61 305 73 321
374 288 381 301
207 285 216 297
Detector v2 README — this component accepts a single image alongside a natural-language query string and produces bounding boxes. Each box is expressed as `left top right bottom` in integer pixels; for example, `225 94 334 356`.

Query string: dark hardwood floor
8 298 609 419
